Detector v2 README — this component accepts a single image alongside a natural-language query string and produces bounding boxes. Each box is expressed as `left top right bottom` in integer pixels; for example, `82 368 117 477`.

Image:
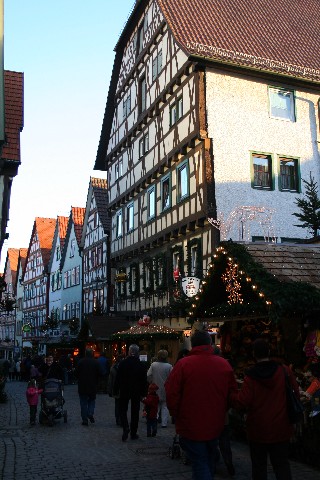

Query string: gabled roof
81 177 110 247
245 243 320 289
27 218 56 271
71 207 85 246
4 248 20 292
1 70 24 162
57 216 69 252
91 177 110 232
15 248 28 289
95 0 320 170
158 0 320 84
60 207 85 269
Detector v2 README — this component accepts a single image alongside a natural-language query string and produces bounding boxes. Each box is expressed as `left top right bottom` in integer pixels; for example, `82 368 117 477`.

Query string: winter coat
107 362 121 398
117 355 148 399
165 345 238 441
26 386 43 406
77 357 100 396
230 361 298 443
147 361 172 402
142 392 159 419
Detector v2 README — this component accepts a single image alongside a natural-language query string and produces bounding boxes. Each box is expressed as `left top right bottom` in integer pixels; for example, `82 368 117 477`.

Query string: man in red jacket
231 338 299 480
165 330 237 480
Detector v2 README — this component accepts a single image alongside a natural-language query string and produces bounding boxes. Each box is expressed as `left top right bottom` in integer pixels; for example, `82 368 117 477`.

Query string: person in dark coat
38 355 63 384
117 344 148 441
107 354 125 426
76 349 100 426
230 338 299 480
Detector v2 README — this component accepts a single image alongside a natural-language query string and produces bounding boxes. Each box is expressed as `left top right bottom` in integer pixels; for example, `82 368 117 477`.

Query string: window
123 94 131 120
139 133 149 158
136 16 148 56
139 76 146 113
190 246 198 276
115 159 123 179
177 160 189 202
70 239 76 258
56 246 60 261
279 157 299 192
127 203 134 232
116 210 123 238
170 96 183 126
251 153 273 190
152 49 163 81
269 87 295 121
161 174 171 211
147 185 156 220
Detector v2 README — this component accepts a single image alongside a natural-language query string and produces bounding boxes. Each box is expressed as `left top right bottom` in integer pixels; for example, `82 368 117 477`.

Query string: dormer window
70 239 76 258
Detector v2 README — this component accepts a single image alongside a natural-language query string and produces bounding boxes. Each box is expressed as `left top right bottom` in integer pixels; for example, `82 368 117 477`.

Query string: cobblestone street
0 381 319 480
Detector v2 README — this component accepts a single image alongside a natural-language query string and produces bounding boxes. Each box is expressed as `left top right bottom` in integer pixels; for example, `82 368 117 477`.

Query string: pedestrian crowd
1 331 320 480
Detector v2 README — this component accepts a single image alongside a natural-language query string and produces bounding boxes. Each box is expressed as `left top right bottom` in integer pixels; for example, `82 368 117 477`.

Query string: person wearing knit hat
142 383 159 437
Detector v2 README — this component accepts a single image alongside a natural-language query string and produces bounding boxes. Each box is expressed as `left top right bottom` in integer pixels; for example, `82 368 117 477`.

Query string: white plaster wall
206 69 320 240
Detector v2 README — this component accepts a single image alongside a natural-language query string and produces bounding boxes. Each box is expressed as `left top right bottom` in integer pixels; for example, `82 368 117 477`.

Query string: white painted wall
206 69 320 240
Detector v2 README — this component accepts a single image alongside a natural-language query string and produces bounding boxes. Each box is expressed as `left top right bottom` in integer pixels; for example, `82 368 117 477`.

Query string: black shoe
82 420 89 426
130 434 139 440
122 429 130 442
88 415 95 423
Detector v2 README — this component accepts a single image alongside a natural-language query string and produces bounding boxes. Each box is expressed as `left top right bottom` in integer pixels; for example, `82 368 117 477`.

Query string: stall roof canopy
87 316 130 340
245 243 320 289
110 324 182 340
191 241 320 319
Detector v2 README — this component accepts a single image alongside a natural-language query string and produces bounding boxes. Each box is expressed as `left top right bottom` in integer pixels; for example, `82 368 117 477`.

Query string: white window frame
127 203 134 233
268 87 295 122
116 210 123 238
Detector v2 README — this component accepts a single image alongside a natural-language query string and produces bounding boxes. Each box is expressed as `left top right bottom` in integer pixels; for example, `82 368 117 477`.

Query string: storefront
109 322 183 364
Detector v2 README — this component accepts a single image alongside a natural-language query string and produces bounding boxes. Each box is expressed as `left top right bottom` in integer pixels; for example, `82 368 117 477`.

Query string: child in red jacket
142 383 159 437
26 379 43 425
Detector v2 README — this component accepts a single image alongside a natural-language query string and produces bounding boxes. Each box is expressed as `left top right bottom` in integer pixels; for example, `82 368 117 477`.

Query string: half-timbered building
60 207 85 335
81 177 110 317
22 218 56 351
95 0 320 328
47 216 68 335
0 248 19 357
14 248 27 351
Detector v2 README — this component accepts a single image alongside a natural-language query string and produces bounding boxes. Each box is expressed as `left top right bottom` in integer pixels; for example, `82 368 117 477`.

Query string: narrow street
0 381 318 480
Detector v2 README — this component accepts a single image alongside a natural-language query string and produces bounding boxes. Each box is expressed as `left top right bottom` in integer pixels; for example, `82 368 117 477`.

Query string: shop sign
22 324 31 333
182 277 201 297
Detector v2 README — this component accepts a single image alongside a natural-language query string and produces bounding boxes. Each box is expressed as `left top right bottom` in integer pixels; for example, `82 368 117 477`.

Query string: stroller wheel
63 411 68 423
48 414 54 427
39 412 44 425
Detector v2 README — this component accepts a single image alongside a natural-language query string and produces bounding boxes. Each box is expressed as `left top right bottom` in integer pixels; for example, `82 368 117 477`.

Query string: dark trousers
147 418 157 436
249 441 292 480
219 425 233 468
114 398 121 425
180 436 219 480
119 395 140 436
29 405 37 423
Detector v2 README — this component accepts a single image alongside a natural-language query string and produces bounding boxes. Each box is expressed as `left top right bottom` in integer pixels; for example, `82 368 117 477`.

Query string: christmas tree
292 173 320 237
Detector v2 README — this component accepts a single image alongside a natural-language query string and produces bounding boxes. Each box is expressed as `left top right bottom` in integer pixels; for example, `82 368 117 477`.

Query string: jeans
180 436 219 480
79 393 96 422
147 418 157 436
249 441 292 480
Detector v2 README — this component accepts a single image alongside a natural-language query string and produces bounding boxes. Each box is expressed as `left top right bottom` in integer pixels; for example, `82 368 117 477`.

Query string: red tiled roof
57 216 69 251
2 71 24 161
71 207 86 246
157 0 320 83
6 248 19 289
35 217 56 266
91 177 110 233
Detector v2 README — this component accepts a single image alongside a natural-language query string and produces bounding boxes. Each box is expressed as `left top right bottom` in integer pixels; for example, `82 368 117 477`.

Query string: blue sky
1 0 136 269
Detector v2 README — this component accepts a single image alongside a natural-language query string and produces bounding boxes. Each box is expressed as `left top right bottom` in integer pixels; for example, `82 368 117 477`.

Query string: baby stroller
39 378 67 426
